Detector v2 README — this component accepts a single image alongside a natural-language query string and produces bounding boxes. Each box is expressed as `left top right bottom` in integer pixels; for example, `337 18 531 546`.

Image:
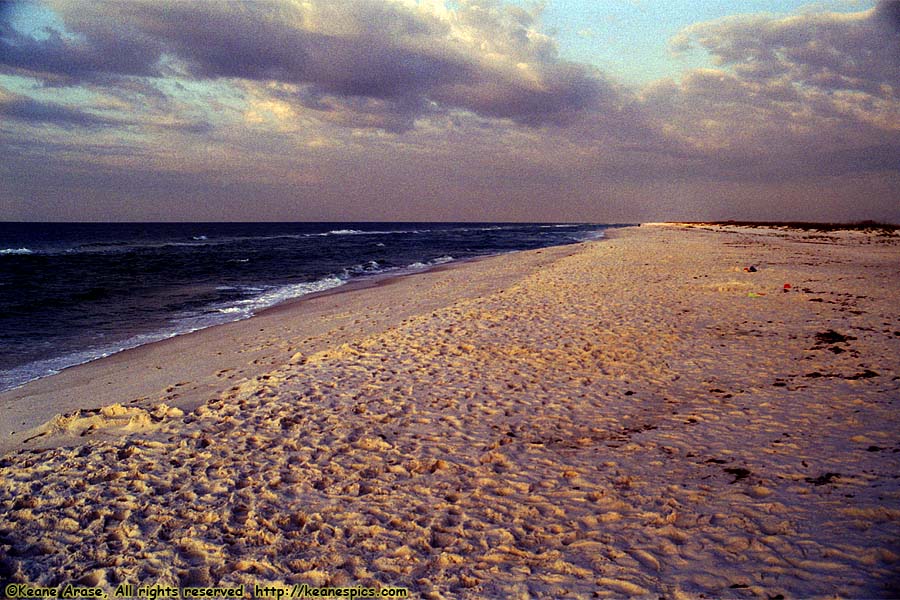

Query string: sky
0 0 898 222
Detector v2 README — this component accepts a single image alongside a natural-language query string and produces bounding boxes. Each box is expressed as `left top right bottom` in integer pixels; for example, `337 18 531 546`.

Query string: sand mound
17 403 185 448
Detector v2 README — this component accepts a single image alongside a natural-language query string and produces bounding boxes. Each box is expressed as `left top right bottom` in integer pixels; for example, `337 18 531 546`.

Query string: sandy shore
1 224 898 598
0 248 568 454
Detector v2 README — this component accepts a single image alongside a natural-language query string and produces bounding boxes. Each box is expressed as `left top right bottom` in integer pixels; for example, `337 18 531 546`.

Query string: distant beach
1 224 898 598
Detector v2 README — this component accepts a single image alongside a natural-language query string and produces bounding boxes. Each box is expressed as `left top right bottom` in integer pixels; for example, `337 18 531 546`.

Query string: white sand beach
1 224 898 598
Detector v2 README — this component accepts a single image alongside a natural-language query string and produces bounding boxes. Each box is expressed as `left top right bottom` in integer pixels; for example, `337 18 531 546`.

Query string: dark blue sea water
0 222 613 392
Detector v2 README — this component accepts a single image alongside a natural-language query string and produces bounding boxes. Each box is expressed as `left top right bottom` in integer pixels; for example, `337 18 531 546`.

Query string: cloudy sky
1 0 898 222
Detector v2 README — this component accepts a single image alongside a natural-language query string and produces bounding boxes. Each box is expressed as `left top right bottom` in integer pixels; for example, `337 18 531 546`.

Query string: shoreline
0 252 479 394
0 223 612 399
1 223 898 597
0 250 504 397
0 241 583 455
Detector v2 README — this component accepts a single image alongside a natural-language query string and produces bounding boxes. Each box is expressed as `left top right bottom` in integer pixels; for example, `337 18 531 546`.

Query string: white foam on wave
341 260 383 277
575 229 606 241
0 248 33 255
229 276 346 315
0 328 188 393
0 275 348 393
406 255 455 270
323 229 415 236
68 239 228 255
453 226 514 232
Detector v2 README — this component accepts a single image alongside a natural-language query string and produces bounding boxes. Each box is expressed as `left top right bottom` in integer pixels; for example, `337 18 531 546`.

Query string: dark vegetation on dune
678 220 899 233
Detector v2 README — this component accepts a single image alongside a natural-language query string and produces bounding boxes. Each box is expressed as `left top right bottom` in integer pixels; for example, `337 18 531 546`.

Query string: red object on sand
783 283 792 292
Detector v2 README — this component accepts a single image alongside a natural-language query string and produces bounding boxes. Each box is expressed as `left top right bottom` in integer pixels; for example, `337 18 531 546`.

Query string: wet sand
1 224 898 598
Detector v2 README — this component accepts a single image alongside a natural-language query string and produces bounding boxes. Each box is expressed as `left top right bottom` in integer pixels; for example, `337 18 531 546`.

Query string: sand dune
1 224 898 598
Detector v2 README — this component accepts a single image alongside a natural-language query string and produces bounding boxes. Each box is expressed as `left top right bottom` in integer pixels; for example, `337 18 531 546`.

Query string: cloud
0 0 898 222
0 0 613 129
0 8 162 83
0 87 118 127
644 0 900 179
669 0 899 98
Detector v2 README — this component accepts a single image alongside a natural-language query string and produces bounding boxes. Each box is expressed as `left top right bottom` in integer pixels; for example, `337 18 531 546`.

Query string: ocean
0 222 614 392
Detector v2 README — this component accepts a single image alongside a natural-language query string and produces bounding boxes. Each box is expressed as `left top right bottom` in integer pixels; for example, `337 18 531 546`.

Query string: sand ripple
1 225 898 598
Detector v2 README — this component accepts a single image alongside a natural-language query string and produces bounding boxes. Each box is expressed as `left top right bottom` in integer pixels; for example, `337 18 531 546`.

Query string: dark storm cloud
0 82 211 132
816 142 900 176
0 91 118 127
0 0 610 128
431 61 605 126
0 10 162 83
877 0 900 32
